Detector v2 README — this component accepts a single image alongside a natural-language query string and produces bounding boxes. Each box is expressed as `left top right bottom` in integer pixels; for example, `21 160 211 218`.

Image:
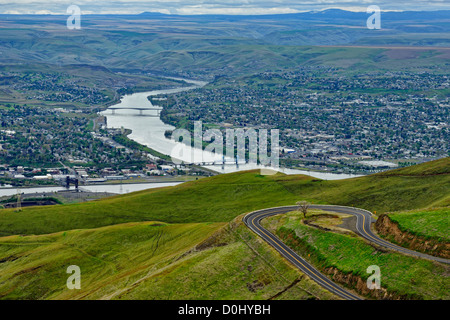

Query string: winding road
243 204 449 300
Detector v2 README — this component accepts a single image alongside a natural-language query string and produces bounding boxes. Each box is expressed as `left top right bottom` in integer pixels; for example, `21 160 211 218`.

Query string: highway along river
101 78 362 180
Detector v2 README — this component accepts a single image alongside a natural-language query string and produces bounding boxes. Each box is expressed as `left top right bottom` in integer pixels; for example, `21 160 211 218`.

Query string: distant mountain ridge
136 9 450 20
0 8 448 77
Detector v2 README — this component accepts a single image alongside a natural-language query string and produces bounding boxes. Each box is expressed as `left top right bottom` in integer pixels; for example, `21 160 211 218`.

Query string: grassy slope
263 211 449 300
0 158 448 300
0 158 449 237
387 207 449 241
375 158 450 176
0 217 335 300
113 217 335 300
0 221 223 299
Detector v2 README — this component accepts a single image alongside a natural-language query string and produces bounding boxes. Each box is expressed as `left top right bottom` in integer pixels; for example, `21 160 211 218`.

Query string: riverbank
0 181 183 199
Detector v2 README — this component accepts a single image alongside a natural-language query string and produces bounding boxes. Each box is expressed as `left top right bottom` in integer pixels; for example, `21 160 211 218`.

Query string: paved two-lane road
243 204 449 300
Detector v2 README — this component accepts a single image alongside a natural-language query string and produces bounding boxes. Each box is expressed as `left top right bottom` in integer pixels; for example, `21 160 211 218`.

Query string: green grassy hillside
0 158 448 300
376 157 450 176
0 158 448 237
375 207 449 259
387 207 449 241
0 221 223 299
0 217 335 300
263 210 449 300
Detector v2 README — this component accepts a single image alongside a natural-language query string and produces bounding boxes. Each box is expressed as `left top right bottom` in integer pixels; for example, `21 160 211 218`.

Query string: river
101 78 363 181
0 182 182 197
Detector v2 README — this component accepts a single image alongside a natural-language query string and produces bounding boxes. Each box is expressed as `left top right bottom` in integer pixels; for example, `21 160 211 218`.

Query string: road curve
243 204 450 300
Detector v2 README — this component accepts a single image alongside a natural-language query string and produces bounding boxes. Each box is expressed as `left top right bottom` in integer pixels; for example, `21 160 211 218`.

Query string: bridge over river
107 106 162 116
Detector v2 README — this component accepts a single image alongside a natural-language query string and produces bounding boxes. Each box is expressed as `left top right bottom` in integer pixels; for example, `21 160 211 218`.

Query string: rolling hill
0 157 448 237
1 12 449 80
0 158 448 299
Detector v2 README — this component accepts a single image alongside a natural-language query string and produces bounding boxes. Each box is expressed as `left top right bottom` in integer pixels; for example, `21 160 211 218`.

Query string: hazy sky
1 0 449 15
